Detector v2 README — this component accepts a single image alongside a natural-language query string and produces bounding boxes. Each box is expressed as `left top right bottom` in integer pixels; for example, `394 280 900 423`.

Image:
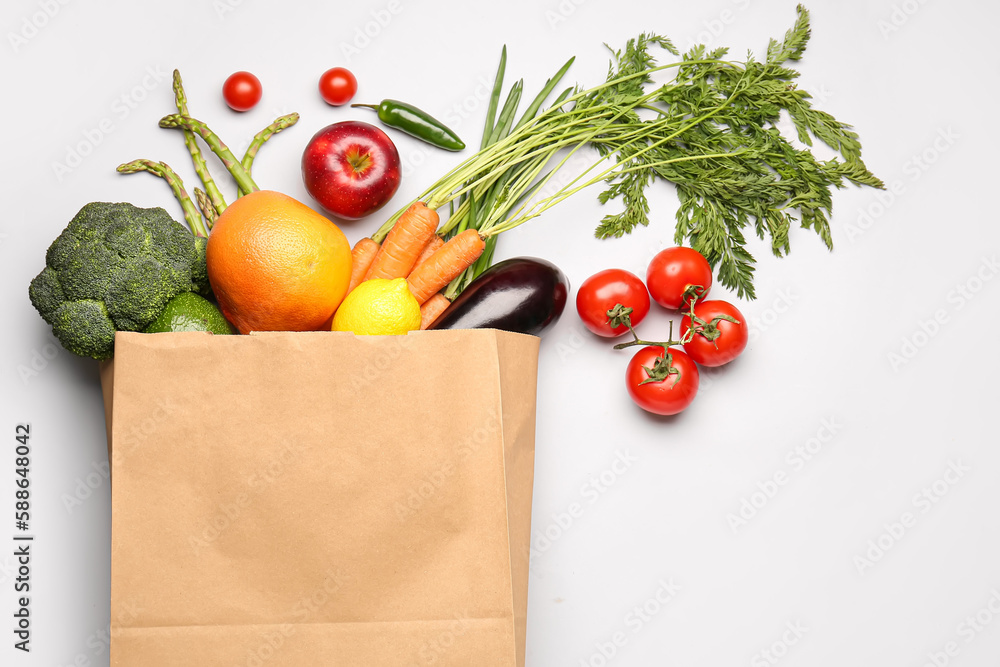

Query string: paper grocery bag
100 329 539 667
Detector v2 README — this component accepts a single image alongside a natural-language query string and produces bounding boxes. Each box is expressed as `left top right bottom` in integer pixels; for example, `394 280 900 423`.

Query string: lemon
332 278 421 335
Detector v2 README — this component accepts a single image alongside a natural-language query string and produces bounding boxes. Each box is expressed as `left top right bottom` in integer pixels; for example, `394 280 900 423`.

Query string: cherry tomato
680 300 748 367
222 71 262 112
576 269 650 337
318 67 358 106
646 247 713 310
625 346 699 415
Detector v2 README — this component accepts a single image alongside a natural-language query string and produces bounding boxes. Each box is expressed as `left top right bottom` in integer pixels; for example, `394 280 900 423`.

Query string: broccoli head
28 202 211 360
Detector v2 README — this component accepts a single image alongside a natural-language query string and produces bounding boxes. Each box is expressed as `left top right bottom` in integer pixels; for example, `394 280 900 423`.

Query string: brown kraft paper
100 328 539 666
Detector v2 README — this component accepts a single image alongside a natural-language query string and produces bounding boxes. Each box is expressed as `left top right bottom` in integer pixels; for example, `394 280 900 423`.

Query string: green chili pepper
352 99 465 152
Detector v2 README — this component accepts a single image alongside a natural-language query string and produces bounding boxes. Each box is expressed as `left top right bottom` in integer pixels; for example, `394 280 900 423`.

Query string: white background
2 0 999 665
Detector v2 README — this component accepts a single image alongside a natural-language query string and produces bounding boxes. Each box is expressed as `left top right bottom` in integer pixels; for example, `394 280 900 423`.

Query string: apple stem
346 149 373 173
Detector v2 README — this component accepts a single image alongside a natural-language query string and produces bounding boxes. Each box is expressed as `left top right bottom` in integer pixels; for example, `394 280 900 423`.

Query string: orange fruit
206 190 352 334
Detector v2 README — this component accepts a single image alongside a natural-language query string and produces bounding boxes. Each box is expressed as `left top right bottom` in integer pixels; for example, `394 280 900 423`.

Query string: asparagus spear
116 159 208 237
173 70 227 214
194 187 218 228
239 113 300 196
158 114 259 195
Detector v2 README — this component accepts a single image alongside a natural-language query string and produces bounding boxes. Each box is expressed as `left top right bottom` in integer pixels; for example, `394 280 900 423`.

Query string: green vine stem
606 304 684 386
679 286 741 344
611 283 739 352
239 113 300 196
158 114 259 195
172 70 227 214
612 314 684 351
116 159 208 237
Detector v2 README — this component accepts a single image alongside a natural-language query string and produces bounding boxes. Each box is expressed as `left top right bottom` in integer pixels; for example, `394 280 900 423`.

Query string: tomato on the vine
680 299 748 367
222 71 262 112
576 269 650 337
646 247 713 310
625 346 699 415
318 67 358 106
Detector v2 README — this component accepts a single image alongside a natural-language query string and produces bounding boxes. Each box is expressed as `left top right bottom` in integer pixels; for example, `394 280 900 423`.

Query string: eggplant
428 257 569 336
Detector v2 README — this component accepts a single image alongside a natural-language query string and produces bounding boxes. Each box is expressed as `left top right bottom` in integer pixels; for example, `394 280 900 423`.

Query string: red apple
301 121 401 220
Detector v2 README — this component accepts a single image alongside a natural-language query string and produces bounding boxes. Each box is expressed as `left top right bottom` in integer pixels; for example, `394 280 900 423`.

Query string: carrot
410 235 445 275
406 229 486 304
364 202 439 280
348 238 380 293
420 293 451 329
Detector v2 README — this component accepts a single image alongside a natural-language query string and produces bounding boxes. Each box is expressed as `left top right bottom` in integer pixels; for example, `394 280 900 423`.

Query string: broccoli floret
50 301 117 360
50 232 123 301
28 267 65 325
104 256 179 331
104 213 153 260
28 202 211 360
66 201 117 240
